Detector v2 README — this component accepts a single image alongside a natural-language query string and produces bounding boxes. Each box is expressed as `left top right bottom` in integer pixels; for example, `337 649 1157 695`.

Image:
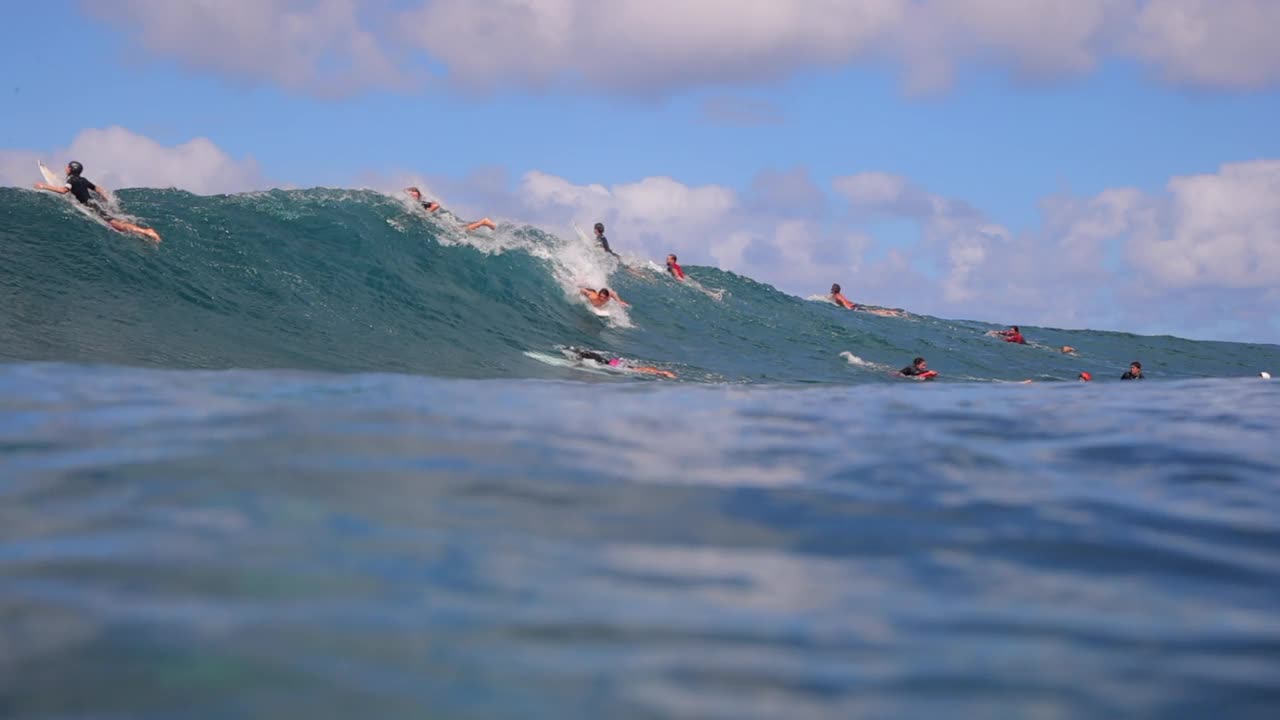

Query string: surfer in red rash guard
996 326 1027 344
666 254 686 280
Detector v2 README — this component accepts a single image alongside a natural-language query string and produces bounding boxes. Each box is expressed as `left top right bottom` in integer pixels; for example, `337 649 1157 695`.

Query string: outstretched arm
33 182 70 194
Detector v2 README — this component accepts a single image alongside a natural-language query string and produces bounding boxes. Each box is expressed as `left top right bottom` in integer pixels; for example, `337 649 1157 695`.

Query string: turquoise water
2 188 1279 718
4 187 1276 381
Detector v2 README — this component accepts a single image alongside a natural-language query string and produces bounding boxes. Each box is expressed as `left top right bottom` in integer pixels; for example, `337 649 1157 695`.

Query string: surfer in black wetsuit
594 222 620 258
900 357 933 377
568 347 677 378
1121 361 1144 380
404 187 496 231
34 161 161 242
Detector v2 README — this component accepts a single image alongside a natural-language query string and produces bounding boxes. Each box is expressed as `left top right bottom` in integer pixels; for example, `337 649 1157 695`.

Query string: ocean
2 187 1279 718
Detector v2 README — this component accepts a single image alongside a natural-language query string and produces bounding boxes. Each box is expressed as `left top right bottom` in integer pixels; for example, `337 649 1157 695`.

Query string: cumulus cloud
0 126 266 194
84 0 407 95
835 172 1012 301
1129 160 1280 289
1128 0 1280 90
81 0 1280 97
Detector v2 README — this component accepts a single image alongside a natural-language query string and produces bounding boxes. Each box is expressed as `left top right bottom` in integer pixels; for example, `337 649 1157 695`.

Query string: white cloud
1128 0 1280 90
84 0 406 96
82 0 1280 97
834 172 1012 302
0 126 266 194
1128 160 1280 289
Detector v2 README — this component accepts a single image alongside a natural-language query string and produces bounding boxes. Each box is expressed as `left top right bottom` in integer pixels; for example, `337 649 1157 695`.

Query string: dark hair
599 288 611 297
831 283 841 293
1131 361 1141 369
913 357 925 366
406 186 420 194
1011 326 1020 332
668 254 677 262
594 222 604 232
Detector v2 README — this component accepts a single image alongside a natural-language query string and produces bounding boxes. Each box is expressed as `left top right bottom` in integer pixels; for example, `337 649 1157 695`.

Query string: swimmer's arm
33 182 70 194
613 293 629 306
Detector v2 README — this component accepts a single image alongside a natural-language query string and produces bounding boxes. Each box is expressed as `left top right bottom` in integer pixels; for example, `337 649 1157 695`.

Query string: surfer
581 288 628 308
570 348 677 379
1078 371 1092 382
830 283 856 310
33 161 160 242
666 254 686 280
593 222 620 258
1061 345 1076 354
404 187 496 231
1121 361 1144 380
995 326 1026 344
899 357 936 379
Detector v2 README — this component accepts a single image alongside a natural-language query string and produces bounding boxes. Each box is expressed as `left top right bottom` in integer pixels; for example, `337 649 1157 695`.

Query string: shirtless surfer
405 187 496 231
34 161 160 242
581 287 628 308
830 283 856 310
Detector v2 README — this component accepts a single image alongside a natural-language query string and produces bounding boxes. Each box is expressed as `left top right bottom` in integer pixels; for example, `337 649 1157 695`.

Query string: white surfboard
38 161 61 187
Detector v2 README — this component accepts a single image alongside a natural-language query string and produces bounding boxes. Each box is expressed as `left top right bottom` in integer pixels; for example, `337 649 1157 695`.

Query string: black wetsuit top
66 176 112 219
597 234 617 256
575 350 610 364
66 176 97 204
1121 371 1144 380
900 365 927 376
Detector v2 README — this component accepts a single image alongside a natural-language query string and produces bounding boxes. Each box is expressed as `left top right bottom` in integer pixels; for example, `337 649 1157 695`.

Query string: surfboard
38 161 60 186
573 222 591 244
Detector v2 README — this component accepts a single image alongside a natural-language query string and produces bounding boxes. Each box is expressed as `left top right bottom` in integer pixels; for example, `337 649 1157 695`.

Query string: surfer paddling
593 222 620 258
34 161 160 243
666 254 686 280
899 357 938 380
830 283 856 310
405 187 496 232
581 287 628 308
570 348 677 379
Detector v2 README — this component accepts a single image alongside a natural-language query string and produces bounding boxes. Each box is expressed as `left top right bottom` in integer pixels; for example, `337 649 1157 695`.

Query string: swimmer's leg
109 219 161 243
465 218 497 231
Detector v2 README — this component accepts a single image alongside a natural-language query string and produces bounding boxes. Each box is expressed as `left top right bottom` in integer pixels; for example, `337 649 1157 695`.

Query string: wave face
3 187 1277 382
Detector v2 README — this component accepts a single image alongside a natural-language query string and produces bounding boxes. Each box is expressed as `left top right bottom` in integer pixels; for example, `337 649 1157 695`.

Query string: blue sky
3 0 1279 343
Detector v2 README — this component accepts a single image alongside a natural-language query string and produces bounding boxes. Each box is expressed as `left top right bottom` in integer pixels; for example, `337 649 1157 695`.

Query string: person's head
831 283 842 294
594 222 604 235
913 357 926 369
1078 371 1092 382
1061 345 1075 354
666 254 677 264
67 161 83 177
405 187 422 200
1130 361 1142 373
599 288 611 298
1010 326 1020 333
